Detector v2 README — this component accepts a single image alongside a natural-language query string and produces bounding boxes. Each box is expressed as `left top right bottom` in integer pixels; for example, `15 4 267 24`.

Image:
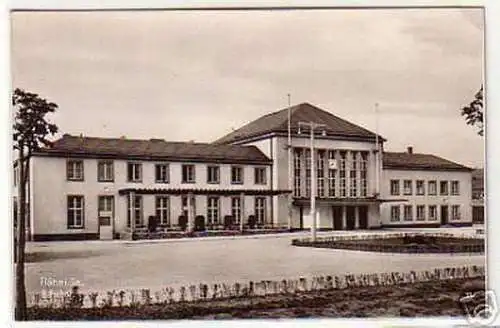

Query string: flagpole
287 94 292 231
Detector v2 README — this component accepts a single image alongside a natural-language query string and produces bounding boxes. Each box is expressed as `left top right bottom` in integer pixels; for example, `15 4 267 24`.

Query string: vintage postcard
9 4 490 326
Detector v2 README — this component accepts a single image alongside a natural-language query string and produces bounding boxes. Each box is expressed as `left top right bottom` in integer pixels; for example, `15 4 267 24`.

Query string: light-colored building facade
14 102 474 240
381 148 473 227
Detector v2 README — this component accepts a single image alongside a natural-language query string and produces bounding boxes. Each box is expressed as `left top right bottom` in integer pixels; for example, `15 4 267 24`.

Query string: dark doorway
440 205 449 225
346 206 356 230
299 206 304 230
332 206 343 230
358 206 368 229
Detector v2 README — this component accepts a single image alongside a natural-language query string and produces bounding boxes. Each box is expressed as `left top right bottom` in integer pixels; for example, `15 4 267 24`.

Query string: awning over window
118 188 292 196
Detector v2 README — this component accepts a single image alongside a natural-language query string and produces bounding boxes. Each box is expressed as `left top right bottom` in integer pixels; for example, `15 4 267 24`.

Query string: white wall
30 156 272 236
380 169 472 225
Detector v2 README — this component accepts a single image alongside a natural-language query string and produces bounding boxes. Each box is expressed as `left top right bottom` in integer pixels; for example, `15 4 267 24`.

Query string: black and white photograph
8 3 493 325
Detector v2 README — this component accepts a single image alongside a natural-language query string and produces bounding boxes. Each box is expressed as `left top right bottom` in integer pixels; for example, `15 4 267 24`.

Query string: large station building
13 102 474 241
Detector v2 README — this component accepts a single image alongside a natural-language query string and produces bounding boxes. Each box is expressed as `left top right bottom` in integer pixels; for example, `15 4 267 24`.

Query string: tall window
293 149 302 197
428 181 437 195
317 150 325 197
416 205 425 221
305 149 311 197
440 181 449 195
155 196 170 226
127 163 142 182
182 164 195 183
231 197 242 224
67 160 84 181
155 164 169 183
349 152 357 197
390 180 400 196
255 197 267 224
451 205 461 220
207 165 220 184
403 180 413 195
339 151 346 197
360 152 367 197
327 150 336 197
127 195 143 227
416 180 425 195
13 166 18 186
254 167 266 185
451 181 460 195
428 205 437 221
390 206 400 222
97 161 114 182
231 166 244 184
67 195 84 228
207 196 220 225
181 195 196 218
404 205 413 221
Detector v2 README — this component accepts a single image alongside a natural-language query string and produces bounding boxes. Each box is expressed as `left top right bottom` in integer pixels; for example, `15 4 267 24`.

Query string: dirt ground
28 277 484 320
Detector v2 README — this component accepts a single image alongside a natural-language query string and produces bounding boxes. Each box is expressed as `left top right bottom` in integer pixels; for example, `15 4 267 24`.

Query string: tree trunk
15 148 27 320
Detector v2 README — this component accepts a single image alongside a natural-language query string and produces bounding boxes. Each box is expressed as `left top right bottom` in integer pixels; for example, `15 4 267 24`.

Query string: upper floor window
428 180 437 195
403 180 413 195
127 162 142 182
207 166 220 184
97 161 114 182
451 181 460 195
416 180 425 195
390 180 400 196
254 167 266 185
67 160 84 181
231 166 244 184
155 164 169 183
182 164 196 183
440 181 449 195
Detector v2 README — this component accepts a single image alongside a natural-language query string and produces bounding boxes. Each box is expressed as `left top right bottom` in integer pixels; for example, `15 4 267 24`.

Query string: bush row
29 264 485 309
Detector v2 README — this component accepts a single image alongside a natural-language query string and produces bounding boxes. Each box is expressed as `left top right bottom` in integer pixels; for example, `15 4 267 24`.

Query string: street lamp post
298 121 326 242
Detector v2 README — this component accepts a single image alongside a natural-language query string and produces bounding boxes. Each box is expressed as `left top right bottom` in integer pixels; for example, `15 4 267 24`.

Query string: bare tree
13 88 58 320
461 86 484 136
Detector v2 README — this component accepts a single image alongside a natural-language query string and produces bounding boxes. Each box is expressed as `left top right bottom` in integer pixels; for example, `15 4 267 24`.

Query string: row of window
390 204 461 222
66 160 267 185
66 195 268 229
294 149 368 198
390 179 460 196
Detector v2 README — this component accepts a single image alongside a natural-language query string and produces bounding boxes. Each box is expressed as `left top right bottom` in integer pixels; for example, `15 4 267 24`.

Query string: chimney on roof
407 146 413 154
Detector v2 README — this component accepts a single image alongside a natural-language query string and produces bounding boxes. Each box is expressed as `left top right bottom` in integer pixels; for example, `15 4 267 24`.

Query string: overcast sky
11 8 484 167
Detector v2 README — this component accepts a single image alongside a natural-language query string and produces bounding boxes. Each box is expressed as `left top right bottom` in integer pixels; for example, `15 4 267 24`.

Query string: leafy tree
461 86 484 136
13 88 58 320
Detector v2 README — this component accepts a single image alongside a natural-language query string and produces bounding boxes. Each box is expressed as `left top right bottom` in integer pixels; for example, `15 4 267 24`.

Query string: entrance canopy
118 188 292 196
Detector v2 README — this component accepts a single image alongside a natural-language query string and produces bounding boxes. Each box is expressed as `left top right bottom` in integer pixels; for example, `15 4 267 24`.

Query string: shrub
247 215 256 229
223 215 233 230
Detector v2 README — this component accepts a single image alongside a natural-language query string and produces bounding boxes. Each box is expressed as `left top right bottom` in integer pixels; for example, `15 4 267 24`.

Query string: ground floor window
127 195 143 227
451 205 461 220
255 197 266 224
67 195 84 228
428 205 437 220
155 196 170 226
416 205 425 221
181 195 196 219
207 196 220 225
390 205 400 222
403 205 413 221
13 197 18 228
231 197 242 224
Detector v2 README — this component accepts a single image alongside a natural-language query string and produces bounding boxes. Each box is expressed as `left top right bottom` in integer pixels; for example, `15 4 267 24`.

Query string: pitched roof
214 102 384 144
383 152 472 172
34 135 271 164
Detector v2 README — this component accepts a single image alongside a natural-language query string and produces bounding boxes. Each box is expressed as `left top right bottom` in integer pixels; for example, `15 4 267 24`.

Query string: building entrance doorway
358 206 368 229
332 206 343 230
440 205 449 226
